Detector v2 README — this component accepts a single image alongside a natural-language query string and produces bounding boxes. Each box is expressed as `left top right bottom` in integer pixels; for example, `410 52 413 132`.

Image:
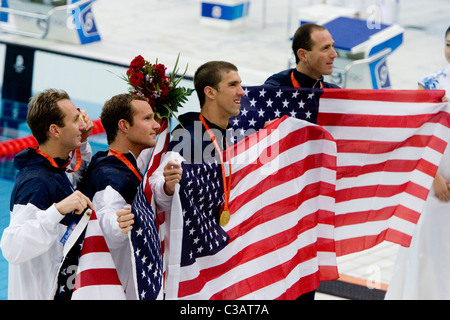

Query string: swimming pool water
0 177 14 300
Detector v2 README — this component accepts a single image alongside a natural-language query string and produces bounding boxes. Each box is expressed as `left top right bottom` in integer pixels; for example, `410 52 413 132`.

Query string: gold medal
220 210 231 227
200 114 232 229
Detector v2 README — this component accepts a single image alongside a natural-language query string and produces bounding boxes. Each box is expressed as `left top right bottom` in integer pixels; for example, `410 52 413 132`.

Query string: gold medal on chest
220 210 231 227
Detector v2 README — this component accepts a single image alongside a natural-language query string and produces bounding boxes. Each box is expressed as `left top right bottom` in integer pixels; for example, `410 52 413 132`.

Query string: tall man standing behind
78 94 182 299
265 23 340 89
0 89 94 299
265 23 339 301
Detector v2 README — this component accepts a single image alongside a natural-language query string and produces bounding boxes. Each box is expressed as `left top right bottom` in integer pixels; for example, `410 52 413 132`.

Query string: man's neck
200 109 228 130
38 143 71 160
294 67 324 88
108 141 140 159
296 64 321 82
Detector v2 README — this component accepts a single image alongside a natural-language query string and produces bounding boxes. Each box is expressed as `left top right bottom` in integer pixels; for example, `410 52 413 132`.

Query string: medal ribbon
36 148 82 173
291 71 301 88
199 114 232 225
290 71 323 89
108 147 143 182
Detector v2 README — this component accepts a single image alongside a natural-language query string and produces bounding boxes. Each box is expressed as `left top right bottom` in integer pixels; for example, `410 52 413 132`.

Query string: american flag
231 87 450 256
129 117 171 300
54 213 85 300
129 182 163 300
71 210 125 299
129 155 230 300
54 209 126 300
164 116 339 299
228 86 321 143
131 86 449 299
177 160 229 267
140 118 171 181
316 89 450 255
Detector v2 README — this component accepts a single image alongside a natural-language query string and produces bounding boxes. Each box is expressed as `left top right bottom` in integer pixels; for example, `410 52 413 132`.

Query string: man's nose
238 85 246 96
331 47 338 58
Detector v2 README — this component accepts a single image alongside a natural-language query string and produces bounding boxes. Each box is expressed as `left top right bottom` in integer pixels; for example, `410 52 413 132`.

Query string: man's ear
48 124 60 138
118 119 129 133
204 86 216 100
297 48 308 63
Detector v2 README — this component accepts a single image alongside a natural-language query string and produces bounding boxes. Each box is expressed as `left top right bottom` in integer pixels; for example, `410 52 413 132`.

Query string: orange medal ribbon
36 148 82 173
291 71 301 88
199 114 232 227
290 71 323 89
108 147 143 182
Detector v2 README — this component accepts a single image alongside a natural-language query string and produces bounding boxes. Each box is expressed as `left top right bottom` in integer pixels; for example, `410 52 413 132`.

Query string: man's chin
324 67 334 75
148 140 157 148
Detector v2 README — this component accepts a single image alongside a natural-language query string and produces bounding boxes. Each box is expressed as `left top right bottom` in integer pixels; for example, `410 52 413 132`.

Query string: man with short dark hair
265 24 340 301
265 23 340 89
149 60 246 254
0 88 94 299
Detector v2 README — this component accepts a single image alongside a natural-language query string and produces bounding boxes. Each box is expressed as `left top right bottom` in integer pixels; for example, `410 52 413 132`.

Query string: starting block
295 5 403 89
323 17 403 89
200 0 250 29
0 0 101 45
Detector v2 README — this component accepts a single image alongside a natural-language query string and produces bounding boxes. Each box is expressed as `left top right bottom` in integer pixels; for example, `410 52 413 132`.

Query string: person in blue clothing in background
418 26 450 102
265 23 339 300
265 23 340 89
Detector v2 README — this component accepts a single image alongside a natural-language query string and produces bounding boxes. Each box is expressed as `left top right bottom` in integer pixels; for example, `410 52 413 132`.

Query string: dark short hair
292 23 327 64
27 88 70 145
101 94 148 144
446 26 450 38
194 61 238 108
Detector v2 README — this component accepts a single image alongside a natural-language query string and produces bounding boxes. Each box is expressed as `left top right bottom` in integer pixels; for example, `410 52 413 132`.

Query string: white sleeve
67 141 92 187
91 186 129 250
147 151 184 212
137 147 153 174
0 203 64 264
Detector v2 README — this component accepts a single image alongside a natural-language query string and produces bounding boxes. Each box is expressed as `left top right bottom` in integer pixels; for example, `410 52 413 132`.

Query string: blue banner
71 0 101 44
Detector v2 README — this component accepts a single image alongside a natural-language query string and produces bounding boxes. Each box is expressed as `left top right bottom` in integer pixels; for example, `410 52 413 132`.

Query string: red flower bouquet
123 54 194 119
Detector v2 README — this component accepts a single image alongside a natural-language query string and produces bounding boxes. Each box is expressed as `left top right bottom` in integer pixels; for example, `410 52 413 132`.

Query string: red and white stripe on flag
72 210 126 299
144 118 170 225
145 118 171 183
317 89 450 256
165 116 339 299
141 117 171 292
